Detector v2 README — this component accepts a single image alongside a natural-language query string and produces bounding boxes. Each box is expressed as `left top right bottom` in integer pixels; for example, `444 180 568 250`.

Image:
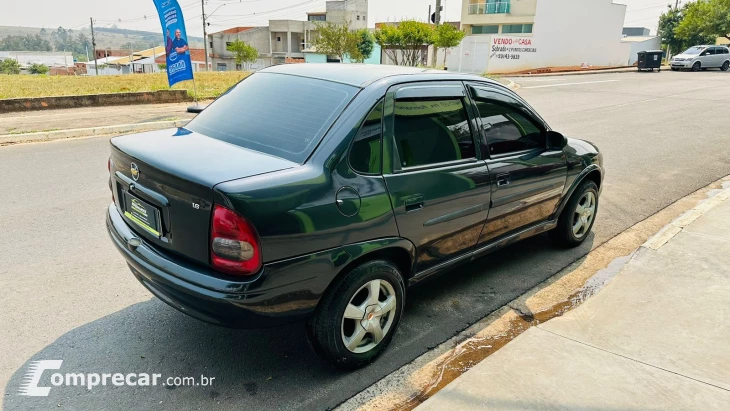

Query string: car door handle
496 173 510 187
405 195 425 213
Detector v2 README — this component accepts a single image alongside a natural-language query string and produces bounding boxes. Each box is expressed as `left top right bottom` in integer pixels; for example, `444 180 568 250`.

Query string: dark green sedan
107 64 603 369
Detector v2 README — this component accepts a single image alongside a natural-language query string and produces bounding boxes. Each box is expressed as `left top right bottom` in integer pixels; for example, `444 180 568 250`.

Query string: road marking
521 80 620 89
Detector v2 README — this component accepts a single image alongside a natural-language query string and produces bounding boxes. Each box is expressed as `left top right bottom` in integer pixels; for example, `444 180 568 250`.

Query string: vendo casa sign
490 36 537 60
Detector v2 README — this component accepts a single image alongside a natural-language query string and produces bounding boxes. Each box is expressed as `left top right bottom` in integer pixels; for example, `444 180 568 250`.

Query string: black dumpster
637 50 663 72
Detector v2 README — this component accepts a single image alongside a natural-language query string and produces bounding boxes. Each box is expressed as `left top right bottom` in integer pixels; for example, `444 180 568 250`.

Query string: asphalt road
3 70 730 411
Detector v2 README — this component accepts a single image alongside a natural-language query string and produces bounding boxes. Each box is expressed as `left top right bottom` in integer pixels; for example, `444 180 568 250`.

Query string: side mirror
547 130 567 150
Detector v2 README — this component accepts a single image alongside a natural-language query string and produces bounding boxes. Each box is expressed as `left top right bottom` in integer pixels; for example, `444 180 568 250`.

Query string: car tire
550 180 599 247
306 259 405 370
692 62 701 72
722 61 729 71
671 67 679 71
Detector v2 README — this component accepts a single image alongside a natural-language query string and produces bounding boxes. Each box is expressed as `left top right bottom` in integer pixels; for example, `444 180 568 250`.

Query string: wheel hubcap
341 279 397 354
572 191 596 239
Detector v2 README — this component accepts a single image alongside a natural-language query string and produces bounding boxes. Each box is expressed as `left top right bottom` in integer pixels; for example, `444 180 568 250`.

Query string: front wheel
721 61 729 71
692 62 701 72
307 260 405 369
550 180 599 247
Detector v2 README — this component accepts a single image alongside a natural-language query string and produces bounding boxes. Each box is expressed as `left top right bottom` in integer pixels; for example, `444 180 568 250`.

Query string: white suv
671 45 730 72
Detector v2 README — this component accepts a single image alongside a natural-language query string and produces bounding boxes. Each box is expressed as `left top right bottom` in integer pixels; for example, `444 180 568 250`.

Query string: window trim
383 81 481 175
466 83 551 158
347 98 385 176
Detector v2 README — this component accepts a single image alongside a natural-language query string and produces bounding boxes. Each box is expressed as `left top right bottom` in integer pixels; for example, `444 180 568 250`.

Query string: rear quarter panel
214 86 400 263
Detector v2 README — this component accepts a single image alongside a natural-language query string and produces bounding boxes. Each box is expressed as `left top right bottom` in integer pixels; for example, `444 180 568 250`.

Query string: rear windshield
187 72 358 163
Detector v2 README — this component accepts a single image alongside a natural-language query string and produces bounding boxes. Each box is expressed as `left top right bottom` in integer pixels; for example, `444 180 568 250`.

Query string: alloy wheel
341 279 397 354
572 191 596 239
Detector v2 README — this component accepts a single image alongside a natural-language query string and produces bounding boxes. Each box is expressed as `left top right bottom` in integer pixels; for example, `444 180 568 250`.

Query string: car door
382 81 491 273
467 83 567 246
699 47 714 67
712 47 725 67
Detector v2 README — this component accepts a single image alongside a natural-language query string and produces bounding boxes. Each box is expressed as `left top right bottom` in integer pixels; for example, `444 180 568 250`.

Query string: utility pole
428 5 432 23
435 0 442 26
202 0 209 71
90 17 98 75
432 0 442 68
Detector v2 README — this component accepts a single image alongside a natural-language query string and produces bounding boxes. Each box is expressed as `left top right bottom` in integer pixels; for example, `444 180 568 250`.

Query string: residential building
95 49 129 60
154 49 209 72
450 0 634 74
209 0 368 71
85 46 166 76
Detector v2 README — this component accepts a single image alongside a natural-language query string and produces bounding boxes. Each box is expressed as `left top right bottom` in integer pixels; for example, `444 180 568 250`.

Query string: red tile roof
210 27 257 36
155 49 206 64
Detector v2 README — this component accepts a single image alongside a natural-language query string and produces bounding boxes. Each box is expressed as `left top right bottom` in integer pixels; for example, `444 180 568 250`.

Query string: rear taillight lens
211 205 262 276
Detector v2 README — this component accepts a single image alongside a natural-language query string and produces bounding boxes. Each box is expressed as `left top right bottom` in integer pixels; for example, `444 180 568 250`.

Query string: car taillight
211 204 262 276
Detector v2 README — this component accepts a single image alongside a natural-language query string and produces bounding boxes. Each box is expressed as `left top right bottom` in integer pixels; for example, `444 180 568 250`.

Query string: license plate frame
122 191 163 237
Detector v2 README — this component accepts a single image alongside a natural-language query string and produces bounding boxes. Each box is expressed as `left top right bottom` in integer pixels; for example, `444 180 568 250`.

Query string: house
450 0 634 74
85 46 166 75
154 49 209 72
0 51 75 73
208 0 368 71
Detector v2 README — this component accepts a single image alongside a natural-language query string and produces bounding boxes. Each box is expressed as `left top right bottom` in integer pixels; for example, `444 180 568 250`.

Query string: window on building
308 15 326 22
209 42 213 49
226 42 232 48
473 99 544 156
277 36 282 42
216 63 228 72
393 98 475 168
357 15 361 20
471 25 499 35
501 24 533 34
350 101 384 174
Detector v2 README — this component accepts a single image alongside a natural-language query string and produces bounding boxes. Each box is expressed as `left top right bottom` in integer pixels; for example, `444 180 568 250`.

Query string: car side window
724 48 729 55
349 101 384 174
393 98 475 168
473 97 544 156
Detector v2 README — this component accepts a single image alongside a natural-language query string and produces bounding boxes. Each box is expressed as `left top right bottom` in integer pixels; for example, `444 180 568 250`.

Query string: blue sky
0 0 676 37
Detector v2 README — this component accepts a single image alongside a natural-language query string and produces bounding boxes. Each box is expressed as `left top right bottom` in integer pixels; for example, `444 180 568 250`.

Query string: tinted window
350 101 383 174
393 98 475 168
187 73 358 163
474 99 544 156
472 25 499 34
705 48 716 55
724 48 729 54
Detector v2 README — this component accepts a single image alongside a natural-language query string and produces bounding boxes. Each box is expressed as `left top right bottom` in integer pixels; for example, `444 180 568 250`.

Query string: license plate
123 192 162 237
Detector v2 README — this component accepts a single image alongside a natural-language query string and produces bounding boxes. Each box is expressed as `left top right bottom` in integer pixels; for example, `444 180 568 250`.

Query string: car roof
259 63 490 88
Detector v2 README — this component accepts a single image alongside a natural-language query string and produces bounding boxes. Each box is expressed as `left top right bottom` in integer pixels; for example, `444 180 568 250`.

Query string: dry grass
0 72 250 100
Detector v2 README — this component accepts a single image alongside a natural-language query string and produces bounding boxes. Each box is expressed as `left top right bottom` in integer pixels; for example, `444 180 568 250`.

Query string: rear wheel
550 180 599 247
307 260 405 369
692 62 701 72
722 61 729 71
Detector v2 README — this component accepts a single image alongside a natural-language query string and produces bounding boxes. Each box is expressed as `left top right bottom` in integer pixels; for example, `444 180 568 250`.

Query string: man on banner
152 0 194 87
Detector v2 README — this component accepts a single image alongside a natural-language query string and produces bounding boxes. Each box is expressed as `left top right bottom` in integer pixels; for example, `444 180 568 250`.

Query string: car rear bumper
106 204 318 328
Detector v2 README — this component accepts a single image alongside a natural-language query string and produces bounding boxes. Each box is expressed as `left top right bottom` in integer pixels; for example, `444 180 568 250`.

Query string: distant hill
0 25 204 53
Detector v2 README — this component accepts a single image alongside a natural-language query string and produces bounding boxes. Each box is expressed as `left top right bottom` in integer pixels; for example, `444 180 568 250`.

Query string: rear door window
187 73 358 163
349 101 384 174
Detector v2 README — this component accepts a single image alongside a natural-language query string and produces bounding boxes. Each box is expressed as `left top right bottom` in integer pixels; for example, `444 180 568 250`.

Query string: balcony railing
468 1 511 14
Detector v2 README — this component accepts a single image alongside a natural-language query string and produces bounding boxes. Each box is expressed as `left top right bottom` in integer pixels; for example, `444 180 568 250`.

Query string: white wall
625 37 662 65
449 0 633 74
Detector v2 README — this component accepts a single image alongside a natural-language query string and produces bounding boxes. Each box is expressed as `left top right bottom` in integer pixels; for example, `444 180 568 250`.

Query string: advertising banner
152 0 194 87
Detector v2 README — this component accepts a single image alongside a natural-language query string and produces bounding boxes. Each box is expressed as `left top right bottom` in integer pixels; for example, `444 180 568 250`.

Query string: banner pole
187 73 201 113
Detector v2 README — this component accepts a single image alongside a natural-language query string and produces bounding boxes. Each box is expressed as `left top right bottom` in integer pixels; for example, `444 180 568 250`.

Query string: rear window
187 73 358 163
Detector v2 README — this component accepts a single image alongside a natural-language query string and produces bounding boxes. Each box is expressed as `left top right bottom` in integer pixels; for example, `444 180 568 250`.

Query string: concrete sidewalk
0 101 203 136
506 66 669 77
417 186 730 410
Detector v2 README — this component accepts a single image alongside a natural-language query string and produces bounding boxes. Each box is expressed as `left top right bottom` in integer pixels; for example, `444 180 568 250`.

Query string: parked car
106 65 604 369
671 45 730 71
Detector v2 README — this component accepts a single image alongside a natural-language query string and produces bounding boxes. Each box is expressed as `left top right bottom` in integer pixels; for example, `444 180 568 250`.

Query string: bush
0 59 21 75
29 63 49 75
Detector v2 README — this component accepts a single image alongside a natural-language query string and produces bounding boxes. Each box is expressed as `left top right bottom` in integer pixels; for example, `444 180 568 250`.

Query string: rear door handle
496 173 510 187
405 195 425 213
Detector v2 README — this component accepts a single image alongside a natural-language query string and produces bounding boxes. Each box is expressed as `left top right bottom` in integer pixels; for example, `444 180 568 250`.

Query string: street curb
643 184 730 250
0 119 190 145
506 66 671 78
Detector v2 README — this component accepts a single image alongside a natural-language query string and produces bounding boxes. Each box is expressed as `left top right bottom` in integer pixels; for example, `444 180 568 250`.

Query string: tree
374 21 434 66
226 39 258 69
434 24 466 67
676 0 730 43
29 63 49 74
0 34 52 51
354 29 374 63
658 6 685 57
0 59 21 74
312 22 360 62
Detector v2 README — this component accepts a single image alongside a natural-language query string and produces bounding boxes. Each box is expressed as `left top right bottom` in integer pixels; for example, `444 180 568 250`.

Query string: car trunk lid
110 128 296 266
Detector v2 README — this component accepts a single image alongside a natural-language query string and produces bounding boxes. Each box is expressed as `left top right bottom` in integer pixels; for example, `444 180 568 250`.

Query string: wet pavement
417 186 730 410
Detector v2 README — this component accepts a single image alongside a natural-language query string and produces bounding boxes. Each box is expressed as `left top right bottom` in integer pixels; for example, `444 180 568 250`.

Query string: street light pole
202 0 209 71
90 17 99 76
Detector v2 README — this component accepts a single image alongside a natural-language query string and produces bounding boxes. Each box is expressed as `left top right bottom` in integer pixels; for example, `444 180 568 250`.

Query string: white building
622 36 662 65
0 51 74 69
449 0 635 74
209 0 368 71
